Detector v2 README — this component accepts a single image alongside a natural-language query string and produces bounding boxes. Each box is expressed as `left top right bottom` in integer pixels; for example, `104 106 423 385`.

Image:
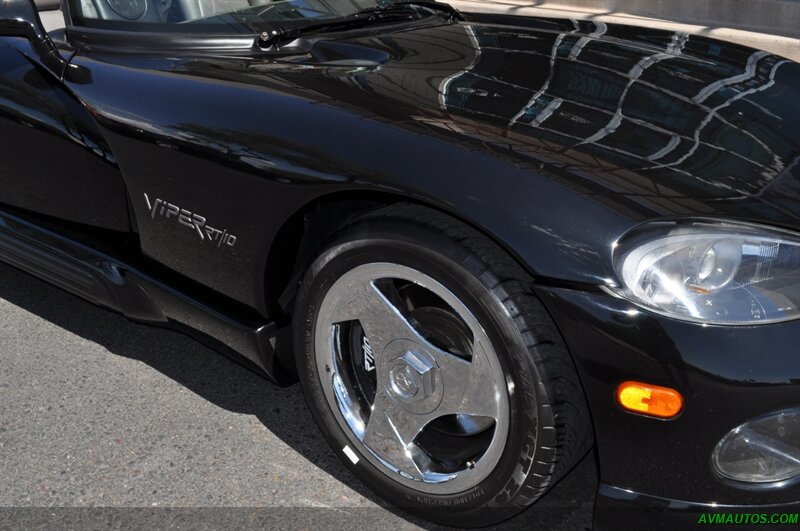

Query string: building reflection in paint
355 20 800 220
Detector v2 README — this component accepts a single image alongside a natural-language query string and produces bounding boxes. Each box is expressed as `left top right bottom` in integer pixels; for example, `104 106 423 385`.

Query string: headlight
611 221 800 325
713 410 800 484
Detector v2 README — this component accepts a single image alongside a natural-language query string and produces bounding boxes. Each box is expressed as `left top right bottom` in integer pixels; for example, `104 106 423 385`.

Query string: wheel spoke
432 339 502 420
316 263 511 494
329 280 420 364
361 388 434 480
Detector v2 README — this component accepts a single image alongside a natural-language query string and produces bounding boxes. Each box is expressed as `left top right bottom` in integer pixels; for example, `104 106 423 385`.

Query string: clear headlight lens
713 410 800 484
613 221 800 324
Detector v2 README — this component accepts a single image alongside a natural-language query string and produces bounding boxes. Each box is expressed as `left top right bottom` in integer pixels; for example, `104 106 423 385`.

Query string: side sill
0 208 290 384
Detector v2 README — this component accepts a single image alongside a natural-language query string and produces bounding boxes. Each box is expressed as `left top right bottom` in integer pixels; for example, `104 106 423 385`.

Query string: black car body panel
0 36 129 231
54 16 800 314
540 286 800 502
0 207 283 375
1 6 799 526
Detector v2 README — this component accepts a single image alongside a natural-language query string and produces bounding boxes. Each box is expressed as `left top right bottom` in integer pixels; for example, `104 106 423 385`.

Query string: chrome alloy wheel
314 262 510 494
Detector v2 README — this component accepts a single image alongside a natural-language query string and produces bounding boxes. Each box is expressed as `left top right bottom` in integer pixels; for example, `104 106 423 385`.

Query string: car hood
77 14 800 230
245 15 799 228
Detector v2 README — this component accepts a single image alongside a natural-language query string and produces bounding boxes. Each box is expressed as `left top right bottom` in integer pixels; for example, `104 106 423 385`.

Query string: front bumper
595 484 800 530
535 286 800 526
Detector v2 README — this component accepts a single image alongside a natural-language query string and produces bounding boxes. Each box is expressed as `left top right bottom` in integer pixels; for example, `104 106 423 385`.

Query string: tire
293 204 592 527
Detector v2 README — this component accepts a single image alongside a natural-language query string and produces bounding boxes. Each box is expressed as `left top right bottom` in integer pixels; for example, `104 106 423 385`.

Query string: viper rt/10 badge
363 335 375 372
144 193 237 248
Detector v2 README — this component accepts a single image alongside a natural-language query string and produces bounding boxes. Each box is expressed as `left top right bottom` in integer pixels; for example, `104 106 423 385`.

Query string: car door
0 5 130 232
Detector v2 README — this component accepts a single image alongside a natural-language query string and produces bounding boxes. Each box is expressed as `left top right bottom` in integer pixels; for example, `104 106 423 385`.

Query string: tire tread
348 203 593 509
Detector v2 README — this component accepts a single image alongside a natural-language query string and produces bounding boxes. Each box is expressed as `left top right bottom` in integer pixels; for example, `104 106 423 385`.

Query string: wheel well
265 190 547 317
267 194 598 464
267 190 557 315
265 191 407 317
264 191 542 373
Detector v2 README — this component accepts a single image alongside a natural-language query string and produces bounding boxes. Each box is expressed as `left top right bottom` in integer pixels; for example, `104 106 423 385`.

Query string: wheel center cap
390 365 419 399
383 343 443 414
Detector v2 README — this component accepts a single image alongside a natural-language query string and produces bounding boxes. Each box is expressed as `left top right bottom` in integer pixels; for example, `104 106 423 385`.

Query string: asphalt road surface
0 261 595 530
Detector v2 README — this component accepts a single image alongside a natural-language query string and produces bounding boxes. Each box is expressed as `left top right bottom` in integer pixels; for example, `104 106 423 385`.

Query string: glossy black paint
595 484 800 530
0 207 284 378
0 0 49 41
538 286 800 505
0 32 129 231
1 3 799 525
58 16 800 313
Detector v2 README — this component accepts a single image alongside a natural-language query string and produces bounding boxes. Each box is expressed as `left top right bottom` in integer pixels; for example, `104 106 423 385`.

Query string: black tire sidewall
294 229 549 526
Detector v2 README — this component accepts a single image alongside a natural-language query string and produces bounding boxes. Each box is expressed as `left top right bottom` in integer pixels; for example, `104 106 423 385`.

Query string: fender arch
263 190 551 318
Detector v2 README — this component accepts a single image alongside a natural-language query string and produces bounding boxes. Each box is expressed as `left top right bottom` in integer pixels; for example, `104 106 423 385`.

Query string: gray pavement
0 262 595 530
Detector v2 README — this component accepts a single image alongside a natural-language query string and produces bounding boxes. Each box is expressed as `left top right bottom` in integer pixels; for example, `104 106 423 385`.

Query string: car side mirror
0 0 67 73
0 0 50 42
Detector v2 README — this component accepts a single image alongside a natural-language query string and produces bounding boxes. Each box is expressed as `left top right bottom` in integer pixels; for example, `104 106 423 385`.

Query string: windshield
68 0 413 33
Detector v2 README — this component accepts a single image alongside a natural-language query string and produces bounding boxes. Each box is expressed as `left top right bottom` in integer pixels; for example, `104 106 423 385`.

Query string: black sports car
1 0 799 527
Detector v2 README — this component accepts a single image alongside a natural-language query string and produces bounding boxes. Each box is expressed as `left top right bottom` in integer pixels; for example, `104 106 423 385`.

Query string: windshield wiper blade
257 1 461 49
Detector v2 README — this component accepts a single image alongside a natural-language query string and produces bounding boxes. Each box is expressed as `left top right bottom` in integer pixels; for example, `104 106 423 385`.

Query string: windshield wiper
256 1 461 49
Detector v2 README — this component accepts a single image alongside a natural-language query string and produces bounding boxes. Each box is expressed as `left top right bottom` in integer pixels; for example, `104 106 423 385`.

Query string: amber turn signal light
616 381 684 419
